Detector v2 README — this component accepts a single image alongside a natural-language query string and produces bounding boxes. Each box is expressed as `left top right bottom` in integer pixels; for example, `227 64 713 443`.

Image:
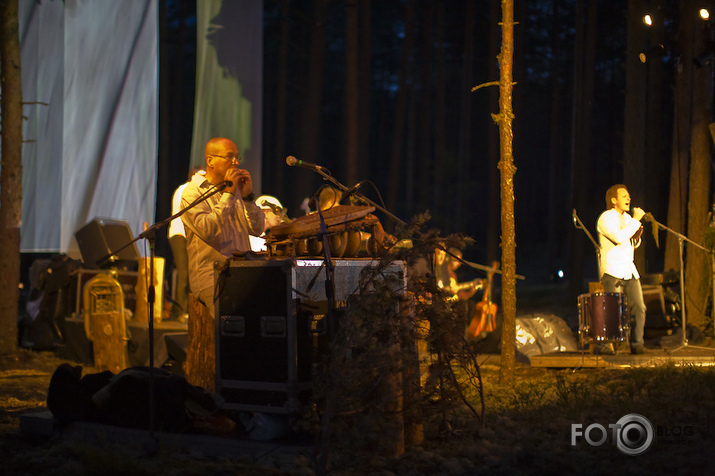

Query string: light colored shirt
181 173 265 296
597 208 642 280
168 182 189 238
169 171 205 239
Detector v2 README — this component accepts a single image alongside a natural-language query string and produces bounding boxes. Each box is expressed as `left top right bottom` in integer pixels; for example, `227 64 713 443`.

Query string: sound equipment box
74 217 139 270
214 258 406 415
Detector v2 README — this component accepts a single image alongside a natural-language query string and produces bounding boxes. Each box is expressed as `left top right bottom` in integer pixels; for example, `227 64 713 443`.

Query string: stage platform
528 345 715 368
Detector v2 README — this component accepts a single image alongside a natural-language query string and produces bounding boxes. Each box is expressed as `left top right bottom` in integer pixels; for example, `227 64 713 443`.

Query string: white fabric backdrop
19 0 158 257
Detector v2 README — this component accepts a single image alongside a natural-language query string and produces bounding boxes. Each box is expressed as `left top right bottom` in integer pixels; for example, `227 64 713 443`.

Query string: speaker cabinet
214 258 406 415
74 217 139 270
215 260 314 415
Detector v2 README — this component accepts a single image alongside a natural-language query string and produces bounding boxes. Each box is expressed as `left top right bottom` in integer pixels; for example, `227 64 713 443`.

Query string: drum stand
648 216 715 353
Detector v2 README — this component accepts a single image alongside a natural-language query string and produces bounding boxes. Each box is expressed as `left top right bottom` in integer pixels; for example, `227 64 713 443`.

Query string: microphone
216 180 233 192
344 181 364 197
286 155 324 171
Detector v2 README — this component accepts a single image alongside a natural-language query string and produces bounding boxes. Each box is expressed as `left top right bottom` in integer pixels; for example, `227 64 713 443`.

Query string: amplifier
214 258 406 415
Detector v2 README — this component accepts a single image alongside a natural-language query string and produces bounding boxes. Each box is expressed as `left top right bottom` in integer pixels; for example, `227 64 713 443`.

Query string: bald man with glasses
181 137 265 317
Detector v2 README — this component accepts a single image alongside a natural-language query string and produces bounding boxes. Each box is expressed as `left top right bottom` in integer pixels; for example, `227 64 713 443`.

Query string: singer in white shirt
596 184 647 354
181 138 265 317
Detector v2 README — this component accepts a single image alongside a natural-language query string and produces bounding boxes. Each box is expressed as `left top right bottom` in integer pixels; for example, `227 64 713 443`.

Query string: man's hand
632 207 645 221
223 168 240 195
632 225 644 242
235 168 253 198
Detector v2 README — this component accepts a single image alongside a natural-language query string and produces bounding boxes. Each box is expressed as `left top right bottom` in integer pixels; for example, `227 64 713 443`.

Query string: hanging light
643 14 653 26
699 8 710 21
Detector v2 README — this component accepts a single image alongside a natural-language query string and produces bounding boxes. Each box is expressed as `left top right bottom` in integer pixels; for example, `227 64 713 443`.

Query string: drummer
596 184 647 355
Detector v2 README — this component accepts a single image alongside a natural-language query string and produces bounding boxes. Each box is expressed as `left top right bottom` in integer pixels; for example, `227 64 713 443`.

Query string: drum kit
577 292 630 353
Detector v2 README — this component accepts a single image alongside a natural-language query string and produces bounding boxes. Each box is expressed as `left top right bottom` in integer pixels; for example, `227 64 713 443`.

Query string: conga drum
578 292 629 348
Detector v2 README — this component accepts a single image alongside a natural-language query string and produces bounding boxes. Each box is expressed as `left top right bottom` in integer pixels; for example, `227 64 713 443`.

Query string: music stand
647 215 715 353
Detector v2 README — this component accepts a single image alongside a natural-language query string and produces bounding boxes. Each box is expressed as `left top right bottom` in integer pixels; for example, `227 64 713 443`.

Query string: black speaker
74 217 139 270
215 260 315 414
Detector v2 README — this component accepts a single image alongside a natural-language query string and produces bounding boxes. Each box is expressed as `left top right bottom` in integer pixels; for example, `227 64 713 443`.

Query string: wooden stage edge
528 347 715 369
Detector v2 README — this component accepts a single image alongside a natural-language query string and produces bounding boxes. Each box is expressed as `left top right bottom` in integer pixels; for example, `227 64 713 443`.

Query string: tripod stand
648 215 715 353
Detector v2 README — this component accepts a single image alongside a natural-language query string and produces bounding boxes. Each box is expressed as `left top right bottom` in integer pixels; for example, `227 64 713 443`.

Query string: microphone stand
572 209 601 262
310 188 338 340
647 215 715 353
92 181 231 452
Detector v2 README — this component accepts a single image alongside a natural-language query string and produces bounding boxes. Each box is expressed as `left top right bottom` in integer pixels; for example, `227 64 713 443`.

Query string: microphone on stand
216 180 233 192
344 181 365 199
286 155 325 171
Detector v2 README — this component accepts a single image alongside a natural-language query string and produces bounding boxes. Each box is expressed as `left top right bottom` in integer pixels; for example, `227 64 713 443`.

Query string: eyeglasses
209 153 243 164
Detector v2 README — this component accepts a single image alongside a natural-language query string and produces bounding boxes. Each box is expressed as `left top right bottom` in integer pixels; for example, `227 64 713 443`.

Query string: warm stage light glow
643 14 653 26
701 8 710 20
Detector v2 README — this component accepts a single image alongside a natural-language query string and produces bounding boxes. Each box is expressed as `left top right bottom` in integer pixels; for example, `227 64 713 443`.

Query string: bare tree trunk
497 0 516 384
274 0 290 194
296 0 328 203
546 0 565 276
358 0 371 179
345 0 359 186
0 0 22 354
665 1 693 273
432 3 446 211
456 1 476 232
386 0 415 215
643 1 664 271
624 0 647 272
416 0 433 213
684 21 712 329
568 0 597 297
486 0 500 265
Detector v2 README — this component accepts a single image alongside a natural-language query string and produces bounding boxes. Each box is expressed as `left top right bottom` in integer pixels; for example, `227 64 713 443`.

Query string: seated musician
435 247 486 303
250 195 290 252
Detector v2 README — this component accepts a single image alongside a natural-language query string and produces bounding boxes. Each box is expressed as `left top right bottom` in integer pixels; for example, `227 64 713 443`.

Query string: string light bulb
643 14 653 26
700 8 710 21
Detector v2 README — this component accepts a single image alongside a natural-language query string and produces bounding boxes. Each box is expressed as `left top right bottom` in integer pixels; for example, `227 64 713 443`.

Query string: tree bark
683 16 712 329
296 0 328 204
664 0 693 274
345 0 359 186
386 0 415 215
456 1 476 232
486 0 500 265
568 0 597 297
497 0 516 385
623 0 648 271
0 0 22 355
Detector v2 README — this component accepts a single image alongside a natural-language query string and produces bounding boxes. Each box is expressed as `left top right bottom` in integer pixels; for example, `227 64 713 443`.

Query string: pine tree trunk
497 0 516 384
0 0 23 355
386 0 415 215
684 32 712 329
345 0 360 186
